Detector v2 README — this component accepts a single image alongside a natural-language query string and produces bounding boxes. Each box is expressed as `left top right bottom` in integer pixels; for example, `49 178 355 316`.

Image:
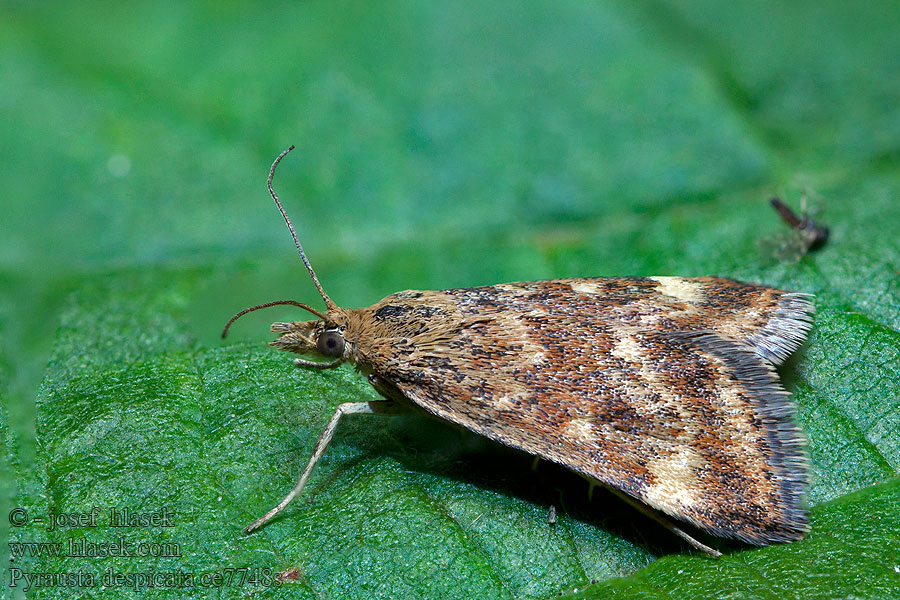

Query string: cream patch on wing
563 418 595 441
570 281 606 295
650 276 706 305
496 312 547 365
611 333 645 363
608 328 678 420
644 447 705 510
494 391 531 411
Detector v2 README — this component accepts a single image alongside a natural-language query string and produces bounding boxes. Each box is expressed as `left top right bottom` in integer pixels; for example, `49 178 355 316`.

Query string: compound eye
317 330 345 357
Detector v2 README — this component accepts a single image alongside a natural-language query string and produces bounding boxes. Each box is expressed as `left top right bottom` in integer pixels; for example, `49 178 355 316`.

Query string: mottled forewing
361 277 813 544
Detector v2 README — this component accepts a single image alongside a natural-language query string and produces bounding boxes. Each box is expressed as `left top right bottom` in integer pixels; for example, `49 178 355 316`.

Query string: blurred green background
2 1 899 599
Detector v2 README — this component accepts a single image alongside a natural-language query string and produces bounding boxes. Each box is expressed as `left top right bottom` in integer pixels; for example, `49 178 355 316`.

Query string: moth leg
609 489 722 558
244 400 400 533
293 358 341 370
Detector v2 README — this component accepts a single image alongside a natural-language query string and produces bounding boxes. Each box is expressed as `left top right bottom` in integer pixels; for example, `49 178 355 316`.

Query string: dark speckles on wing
374 304 410 320
375 303 444 322
358 277 813 544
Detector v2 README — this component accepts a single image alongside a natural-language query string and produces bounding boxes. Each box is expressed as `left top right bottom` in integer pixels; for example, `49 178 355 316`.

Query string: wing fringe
747 292 815 365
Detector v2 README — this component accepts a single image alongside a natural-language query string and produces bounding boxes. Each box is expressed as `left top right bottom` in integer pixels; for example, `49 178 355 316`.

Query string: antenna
221 300 327 339
221 147 339 338
269 145 336 311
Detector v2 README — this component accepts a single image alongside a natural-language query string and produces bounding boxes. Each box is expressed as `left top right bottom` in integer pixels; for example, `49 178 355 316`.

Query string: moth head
267 310 356 369
220 145 348 370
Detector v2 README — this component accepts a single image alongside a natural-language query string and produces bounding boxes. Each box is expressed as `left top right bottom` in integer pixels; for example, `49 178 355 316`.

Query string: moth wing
361 277 813 544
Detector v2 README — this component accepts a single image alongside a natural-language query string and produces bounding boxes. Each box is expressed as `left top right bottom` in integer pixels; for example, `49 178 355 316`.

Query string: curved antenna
268 145 337 311
221 300 327 339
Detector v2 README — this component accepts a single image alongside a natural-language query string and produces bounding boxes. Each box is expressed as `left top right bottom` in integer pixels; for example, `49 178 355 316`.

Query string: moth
759 196 829 263
224 146 814 557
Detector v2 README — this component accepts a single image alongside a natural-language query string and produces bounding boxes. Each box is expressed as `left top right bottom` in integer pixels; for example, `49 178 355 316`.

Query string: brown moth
224 146 814 557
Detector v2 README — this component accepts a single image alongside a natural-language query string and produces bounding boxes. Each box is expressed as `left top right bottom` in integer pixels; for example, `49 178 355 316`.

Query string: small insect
224 147 814 557
277 568 301 583
759 196 829 263
548 505 557 525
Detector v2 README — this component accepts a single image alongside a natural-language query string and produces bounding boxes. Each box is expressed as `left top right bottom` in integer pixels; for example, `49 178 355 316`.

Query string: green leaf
4 0 900 599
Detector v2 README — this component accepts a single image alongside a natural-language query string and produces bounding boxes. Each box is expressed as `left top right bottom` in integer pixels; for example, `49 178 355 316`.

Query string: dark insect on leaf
759 196 830 263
